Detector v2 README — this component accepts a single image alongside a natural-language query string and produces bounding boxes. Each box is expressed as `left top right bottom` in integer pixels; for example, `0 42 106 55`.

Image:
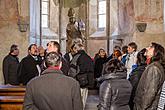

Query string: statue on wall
66 8 85 52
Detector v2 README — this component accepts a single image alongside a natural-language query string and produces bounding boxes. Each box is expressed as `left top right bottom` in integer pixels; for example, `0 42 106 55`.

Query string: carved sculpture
66 8 85 52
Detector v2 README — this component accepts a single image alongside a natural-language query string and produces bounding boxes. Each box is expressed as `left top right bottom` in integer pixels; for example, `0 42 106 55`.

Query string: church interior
0 0 165 109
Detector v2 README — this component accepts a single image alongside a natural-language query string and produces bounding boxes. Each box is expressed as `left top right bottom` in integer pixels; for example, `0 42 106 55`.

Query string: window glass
42 0 49 28
98 14 106 28
42 2 48 14
98 1 106 14
98 0 106 29
42 15 48 28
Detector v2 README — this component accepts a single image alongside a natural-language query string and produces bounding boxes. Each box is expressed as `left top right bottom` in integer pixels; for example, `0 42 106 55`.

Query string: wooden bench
0 85 25 96
0 85 25 110
0 96 24 110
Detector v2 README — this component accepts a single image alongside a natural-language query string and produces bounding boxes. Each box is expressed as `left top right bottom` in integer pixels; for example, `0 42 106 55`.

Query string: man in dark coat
17 44 41 85
23 52 83 110
2 44 19 85
71 43 94 88
68 43 94 108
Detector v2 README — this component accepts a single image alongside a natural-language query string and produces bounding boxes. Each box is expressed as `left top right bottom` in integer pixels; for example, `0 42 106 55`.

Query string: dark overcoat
3 54 19 85
77 50 94 88
17 55 40 85
23 68 83 110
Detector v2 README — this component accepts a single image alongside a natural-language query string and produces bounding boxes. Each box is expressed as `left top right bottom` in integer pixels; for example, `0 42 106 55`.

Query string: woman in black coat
94 48 107 79
128 48 147 110
97 59 132 110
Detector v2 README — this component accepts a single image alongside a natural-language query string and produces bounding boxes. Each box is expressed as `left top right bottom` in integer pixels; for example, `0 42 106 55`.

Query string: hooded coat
97 71 132 110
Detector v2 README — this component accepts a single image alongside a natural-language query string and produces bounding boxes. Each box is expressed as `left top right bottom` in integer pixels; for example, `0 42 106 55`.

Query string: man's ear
132 48 135 52
44 61 47 68
59 61 62 69
28 50 31 54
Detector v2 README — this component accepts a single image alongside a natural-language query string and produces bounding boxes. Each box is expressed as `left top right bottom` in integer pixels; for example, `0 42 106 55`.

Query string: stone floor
85 90 99 110
85 95 99 110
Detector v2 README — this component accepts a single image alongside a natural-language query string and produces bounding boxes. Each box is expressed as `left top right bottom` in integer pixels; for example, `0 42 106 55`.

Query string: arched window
98 0 106 31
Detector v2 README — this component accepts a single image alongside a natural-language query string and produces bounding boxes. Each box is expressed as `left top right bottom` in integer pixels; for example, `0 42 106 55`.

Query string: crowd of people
2 41 165 110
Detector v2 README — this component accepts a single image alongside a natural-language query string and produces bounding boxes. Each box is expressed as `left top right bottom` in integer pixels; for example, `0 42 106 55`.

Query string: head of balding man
45 52 62 68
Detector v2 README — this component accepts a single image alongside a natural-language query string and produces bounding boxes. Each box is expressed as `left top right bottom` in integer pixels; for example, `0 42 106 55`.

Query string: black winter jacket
94 57 107 78
17 55 40 85
129 64 146 110
76 50 94 88
2 54 19 85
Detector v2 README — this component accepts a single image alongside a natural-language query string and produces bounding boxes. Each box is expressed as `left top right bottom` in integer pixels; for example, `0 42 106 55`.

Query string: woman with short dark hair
97 59 132 110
